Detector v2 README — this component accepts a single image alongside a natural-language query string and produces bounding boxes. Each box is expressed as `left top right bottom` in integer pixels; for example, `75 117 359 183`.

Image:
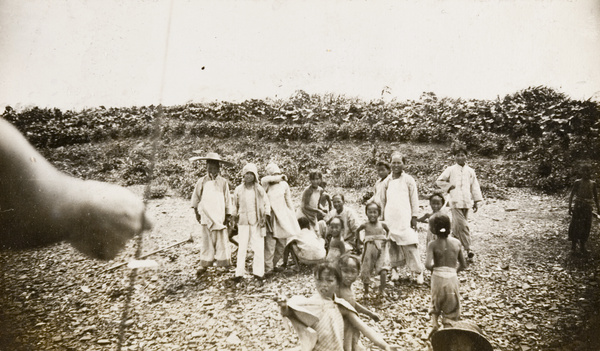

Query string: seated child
417 192 447 246
338 254 381 351
283 217 326 270
425 213 468 331
329 194 361 253
319 179 333 217
278 262 399 351
298 170 328 237
326 239 346 263
326 216 346 261
357 202 391 295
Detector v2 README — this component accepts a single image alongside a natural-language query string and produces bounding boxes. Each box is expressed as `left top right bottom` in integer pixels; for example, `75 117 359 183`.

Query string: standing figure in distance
435 143 482 262
190 152 234 276
568 163 600 255
261 162 301 275
232 163 271 281
367 160 391 204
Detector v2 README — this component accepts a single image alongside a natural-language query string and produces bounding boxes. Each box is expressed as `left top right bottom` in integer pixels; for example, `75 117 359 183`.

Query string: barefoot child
568 163 600 254
417 192 448 246
338 254 382 351
232 163 271 281
190 152 234 276
326 217 346 262
425 213 468 330
357 202 391 295
278 262 399 350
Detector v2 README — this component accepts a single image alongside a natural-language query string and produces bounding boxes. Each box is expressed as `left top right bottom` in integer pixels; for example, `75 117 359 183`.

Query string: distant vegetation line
3 86 599 194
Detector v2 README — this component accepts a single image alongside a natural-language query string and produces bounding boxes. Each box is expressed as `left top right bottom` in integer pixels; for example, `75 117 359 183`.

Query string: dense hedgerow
3 86 599 192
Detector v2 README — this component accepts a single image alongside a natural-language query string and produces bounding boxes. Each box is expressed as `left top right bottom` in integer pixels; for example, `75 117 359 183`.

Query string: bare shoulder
426 240 437 250
448 236 462 247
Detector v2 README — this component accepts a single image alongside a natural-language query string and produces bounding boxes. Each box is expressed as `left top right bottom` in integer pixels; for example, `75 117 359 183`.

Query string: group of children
189 144 486 349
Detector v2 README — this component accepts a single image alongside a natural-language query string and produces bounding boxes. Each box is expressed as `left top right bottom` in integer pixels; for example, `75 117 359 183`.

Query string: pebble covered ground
1 187 599 350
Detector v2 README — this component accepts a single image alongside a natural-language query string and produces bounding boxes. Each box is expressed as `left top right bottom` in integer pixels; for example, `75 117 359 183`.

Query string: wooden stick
103 234 193 272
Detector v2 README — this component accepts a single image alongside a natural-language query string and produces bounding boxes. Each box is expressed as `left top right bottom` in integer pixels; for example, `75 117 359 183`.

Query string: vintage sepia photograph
1 1 599 350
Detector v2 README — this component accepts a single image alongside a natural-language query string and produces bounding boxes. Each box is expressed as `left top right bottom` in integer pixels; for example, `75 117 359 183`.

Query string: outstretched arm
416 213 431 223
0 118 150 260
346 312 398 350
354 302 381 321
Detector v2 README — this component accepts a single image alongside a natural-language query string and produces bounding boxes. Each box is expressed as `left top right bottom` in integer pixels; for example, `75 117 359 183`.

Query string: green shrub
4 86 599 192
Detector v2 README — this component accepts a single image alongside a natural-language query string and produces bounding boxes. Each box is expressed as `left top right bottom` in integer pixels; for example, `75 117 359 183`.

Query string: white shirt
436 164 483 209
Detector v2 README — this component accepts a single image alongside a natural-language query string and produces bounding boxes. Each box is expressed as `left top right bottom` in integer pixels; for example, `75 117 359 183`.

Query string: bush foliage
3 86 599 193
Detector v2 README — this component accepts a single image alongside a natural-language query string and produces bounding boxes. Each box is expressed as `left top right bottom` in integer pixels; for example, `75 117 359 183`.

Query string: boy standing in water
190 152 234 276
436 144 482 262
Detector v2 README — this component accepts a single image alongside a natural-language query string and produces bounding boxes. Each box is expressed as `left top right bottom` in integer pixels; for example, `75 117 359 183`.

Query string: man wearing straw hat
190 152 234 276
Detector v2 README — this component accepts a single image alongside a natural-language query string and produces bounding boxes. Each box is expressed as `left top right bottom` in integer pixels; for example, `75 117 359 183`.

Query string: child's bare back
430 236 465 271
425 213 467 273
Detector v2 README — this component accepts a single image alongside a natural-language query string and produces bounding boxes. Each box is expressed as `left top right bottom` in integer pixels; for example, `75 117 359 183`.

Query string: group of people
2 114 598 350
189 144 486 349
189 145 482 283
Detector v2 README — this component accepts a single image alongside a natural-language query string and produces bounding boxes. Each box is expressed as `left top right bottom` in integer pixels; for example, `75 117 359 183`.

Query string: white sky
1 0 599 110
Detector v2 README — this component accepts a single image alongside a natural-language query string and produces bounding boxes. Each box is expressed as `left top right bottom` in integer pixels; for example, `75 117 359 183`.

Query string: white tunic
381 174 419 246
